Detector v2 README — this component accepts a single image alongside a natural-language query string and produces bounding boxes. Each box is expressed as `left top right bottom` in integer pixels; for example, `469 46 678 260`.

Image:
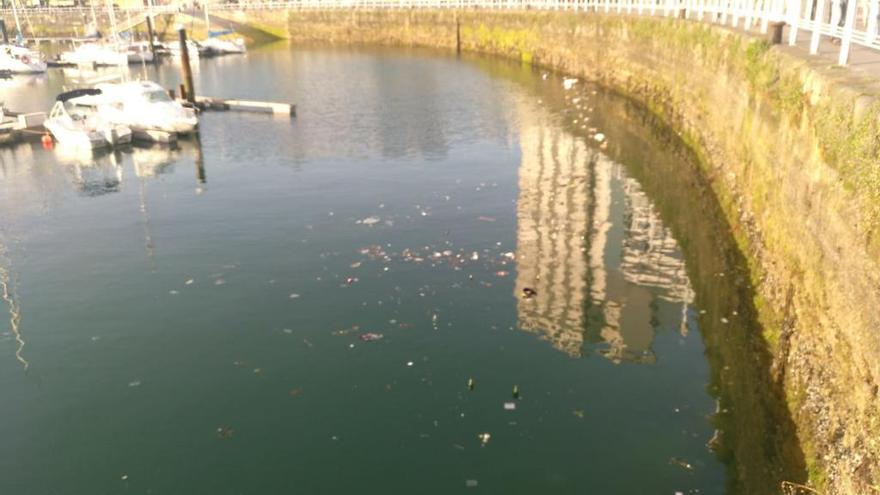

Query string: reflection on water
515 115 692 363
0 245 26 370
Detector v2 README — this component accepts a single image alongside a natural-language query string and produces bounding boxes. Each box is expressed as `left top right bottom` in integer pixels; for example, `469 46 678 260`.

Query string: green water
0 45 803 494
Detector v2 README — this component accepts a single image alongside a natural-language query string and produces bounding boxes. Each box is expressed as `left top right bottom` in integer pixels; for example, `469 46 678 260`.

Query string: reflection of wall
515 106 693 363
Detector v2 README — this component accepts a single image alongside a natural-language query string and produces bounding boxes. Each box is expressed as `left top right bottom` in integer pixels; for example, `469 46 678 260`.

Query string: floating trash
522 287 538 299
169 290 179 295
359 332 383 342
214 279 226 286
477 432 491 446
185 279 194 285
593 133 606 143
562 78 578 90
573 409 585 419
468 377 475 391
477 216 496 222
465 480 478 488
121 474 128 481
289 293 301 299
128 380 141 388
504 402 516 411
289 387 303 397
216 426 234 439
406 361 414 367
282 328 293 334
669 457 694 471
359 216 381 226
332 325 361 336
512 385 520 399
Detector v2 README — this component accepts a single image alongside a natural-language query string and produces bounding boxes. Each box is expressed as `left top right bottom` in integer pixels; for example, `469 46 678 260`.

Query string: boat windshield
145 90 172 103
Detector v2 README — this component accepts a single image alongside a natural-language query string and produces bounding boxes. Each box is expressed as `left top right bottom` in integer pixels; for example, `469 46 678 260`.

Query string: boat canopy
57 88 102 102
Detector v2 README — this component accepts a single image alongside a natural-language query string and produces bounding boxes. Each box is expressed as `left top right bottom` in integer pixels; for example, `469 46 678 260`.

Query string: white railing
3 0 879 65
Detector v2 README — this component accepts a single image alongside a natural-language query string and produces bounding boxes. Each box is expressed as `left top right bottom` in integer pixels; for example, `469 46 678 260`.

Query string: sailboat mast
105 0 119 43
10 0 23 41
203 1 210 38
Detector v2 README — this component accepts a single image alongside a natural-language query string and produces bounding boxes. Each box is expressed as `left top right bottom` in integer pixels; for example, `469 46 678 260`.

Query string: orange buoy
41 133 53 150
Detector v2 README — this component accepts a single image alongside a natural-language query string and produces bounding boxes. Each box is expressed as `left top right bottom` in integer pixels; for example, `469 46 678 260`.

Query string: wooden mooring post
145 15 157 62
178 28 196 105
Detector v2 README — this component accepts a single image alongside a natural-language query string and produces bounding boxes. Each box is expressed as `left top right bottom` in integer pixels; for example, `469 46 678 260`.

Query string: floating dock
194 96 296 116
0 112 48 146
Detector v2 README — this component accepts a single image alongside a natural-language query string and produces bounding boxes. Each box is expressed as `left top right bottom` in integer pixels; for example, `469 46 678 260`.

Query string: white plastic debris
563 78 578 90
594 133 606 143
360 216 381 226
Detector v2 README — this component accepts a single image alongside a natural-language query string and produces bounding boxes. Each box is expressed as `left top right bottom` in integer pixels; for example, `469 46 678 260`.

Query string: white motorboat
44 89 132 149
200 37 246 55
0 44 48 74
168 40 206 59
59 43 128 67
125 42 154 64
71 80 198 140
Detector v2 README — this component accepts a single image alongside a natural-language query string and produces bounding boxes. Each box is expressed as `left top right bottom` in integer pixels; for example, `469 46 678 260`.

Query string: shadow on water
468 55 808 493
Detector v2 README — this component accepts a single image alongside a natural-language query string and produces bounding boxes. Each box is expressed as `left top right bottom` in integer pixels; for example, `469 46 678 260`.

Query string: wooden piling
193 132 206 184
455 13 461 55
0 20 7 45
178 28 196 105
145 15 157 62
770 21 785 45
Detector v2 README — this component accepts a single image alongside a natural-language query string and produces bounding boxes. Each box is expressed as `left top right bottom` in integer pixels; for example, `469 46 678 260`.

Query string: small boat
59 43 128 67
0 106 17 145
71 80 198 141
0 44 48 74
167 40 207 59
125 42 154 64
200 36 246 55
44 89 132 149
200 5 246 56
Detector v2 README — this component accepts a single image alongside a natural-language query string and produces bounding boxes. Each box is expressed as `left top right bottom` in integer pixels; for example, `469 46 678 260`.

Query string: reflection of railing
6 0 879 65
0 252 28 371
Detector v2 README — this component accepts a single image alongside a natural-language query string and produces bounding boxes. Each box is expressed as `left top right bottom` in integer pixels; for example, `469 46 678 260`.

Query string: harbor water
0 44 802 494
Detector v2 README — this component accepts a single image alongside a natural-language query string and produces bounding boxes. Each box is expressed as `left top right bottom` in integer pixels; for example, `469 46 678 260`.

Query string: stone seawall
264 10 880 493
